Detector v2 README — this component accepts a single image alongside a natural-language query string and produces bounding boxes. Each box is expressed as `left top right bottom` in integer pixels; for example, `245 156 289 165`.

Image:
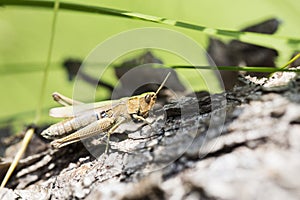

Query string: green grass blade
279 53 300 69
34 0 60 124
0 0 300 52
171 65 300 73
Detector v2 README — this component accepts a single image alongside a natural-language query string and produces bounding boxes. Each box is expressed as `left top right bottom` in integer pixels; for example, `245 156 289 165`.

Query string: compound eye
145 94 152 103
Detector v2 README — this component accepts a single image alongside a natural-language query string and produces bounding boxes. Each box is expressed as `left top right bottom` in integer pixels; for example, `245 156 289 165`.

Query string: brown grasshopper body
41 73 170 151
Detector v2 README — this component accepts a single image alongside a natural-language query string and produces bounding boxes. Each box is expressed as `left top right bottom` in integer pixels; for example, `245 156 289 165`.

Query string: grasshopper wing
49 99 121 118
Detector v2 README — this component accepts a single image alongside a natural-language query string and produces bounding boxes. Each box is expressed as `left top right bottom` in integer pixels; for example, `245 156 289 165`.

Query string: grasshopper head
127 92 157 118
139 92 157 117
127 72 170 118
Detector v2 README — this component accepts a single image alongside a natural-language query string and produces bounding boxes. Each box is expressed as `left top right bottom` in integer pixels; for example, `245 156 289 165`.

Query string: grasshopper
41 73 170 152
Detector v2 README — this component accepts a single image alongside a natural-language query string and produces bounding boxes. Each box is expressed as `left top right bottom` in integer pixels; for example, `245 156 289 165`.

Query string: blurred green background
0 0 299 132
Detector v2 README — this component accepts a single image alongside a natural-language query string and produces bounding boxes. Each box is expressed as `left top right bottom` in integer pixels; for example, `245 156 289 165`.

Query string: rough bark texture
1 73 300 200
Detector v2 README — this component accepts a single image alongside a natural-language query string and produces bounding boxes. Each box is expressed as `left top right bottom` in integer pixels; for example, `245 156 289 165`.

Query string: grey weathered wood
1 73 300 200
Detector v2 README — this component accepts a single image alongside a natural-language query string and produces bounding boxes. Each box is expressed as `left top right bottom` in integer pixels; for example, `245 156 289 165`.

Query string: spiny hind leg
51 117 115 148
52 92 83 106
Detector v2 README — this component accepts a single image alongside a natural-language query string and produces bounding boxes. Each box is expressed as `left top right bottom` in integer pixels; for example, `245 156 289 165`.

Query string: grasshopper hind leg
52 92 83 106
50 117 115 148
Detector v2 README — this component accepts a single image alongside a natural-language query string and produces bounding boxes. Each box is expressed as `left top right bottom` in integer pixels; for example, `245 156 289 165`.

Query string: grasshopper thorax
127 92 157 118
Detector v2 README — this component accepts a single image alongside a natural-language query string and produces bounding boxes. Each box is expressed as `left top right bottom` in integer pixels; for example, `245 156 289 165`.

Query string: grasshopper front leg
131 114 147 122
131 114 154 132
51 117 116 148
105 117 126 153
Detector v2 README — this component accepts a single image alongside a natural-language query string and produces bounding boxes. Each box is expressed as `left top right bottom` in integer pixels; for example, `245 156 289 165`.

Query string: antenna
155 72 171 95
